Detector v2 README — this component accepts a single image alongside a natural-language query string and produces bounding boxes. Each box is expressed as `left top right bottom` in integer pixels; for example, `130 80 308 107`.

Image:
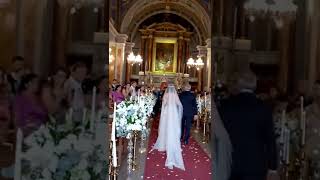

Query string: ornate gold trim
152 37 178 74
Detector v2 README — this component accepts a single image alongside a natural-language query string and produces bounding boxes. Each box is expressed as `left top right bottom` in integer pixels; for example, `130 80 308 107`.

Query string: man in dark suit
218 72 278 180
179 83 197 145
7 56 25 95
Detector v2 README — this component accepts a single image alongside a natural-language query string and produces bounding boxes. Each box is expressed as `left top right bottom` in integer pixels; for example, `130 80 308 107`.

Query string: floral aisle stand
13 105 108 180
196 93 211 143
115 93 156 173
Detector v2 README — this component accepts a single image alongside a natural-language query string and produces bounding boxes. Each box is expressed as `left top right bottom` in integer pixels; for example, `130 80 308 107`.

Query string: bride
152 84 185 170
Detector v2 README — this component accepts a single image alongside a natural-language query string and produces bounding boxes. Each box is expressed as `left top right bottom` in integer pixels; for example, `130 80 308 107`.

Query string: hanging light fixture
195 56 204 70
244 0 297 28
186 56 204 70
127 52 136 66
57 0 103 14
187 57 195 68
135 54 143 66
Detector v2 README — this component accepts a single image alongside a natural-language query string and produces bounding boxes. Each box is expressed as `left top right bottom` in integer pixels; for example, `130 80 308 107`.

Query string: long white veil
153 85 185 170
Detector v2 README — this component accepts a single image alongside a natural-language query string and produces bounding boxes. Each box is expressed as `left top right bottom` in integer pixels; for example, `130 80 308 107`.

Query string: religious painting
152 37 178 74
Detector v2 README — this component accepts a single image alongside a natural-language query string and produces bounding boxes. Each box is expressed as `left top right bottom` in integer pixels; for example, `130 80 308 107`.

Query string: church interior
0 0 319 179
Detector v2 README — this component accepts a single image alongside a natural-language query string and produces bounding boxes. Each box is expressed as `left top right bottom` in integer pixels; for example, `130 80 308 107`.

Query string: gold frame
152 37 178 74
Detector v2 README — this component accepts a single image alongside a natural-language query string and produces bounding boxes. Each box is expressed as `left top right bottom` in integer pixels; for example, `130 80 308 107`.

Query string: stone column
125 42 135 82
277 19 290 94
53 3 69 69
141 36 147 72
206 39 211 89
197 45 207 91
16 0 26 57
177 33 184 73
115 34 128 84
33 0 48 76
294 0 307 93
307 0 320 93
184 38 190 74
147 31 154 72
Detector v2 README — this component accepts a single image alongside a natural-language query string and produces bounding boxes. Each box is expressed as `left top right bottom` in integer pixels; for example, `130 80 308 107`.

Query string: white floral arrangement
20 113 107 180
115 94 156 138
197 97 204 114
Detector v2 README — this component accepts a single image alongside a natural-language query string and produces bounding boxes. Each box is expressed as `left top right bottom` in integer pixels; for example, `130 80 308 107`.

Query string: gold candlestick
108 141 118 180
202 110 208 143
194 113 200 133
132 130 138 171
127 133 133 174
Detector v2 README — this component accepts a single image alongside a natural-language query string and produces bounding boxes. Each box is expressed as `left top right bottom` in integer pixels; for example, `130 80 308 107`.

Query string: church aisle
143 119 212 180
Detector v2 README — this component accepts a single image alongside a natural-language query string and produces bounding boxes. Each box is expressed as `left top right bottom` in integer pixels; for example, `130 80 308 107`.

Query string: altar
131 72 198 89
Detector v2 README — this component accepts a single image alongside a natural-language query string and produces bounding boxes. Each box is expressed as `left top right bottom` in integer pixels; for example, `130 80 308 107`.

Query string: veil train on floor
153 84 185 170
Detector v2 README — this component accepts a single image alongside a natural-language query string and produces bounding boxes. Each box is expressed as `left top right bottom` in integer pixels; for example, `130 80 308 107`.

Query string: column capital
205 39 211 48
115 34 128 43
197 45 207 57
125 42 135 53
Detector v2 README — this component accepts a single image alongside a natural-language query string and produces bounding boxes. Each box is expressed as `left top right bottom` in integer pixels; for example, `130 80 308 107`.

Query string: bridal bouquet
20 113 107 180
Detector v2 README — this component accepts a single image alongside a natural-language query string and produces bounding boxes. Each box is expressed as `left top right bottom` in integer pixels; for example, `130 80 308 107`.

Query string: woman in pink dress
13 74 48 136
112 85 125 104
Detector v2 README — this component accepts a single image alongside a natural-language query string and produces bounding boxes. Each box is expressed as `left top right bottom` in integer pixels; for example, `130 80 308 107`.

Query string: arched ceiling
120 0 211 45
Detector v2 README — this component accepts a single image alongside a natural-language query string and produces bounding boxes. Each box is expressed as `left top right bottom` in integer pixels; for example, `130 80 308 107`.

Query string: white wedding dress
153 85 185 170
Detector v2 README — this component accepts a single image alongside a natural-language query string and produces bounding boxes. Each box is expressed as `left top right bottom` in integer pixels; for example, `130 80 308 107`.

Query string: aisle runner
143 119 212 180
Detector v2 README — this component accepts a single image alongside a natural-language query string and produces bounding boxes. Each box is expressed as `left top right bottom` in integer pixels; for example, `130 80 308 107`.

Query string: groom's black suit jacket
218 92 278 175
179 91 197 117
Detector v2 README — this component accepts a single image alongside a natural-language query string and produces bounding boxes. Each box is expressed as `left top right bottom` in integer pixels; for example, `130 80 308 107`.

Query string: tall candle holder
127 133 133 174
202 109 209 143
139 131 146 153
194 113 201 133
109 141 118 180
132 130 139 171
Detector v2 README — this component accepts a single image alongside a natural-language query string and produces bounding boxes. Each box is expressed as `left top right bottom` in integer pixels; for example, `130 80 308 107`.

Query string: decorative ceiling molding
120 0 210 45
130 9 203 45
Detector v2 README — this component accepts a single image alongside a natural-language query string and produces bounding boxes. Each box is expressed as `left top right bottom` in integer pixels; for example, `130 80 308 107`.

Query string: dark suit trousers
229 173 266 180
181 115 193 141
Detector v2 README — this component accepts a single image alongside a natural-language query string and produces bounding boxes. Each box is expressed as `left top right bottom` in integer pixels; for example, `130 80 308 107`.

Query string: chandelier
187 56 204 70
244 0 297 28
127 52 143 66
57 0 104 14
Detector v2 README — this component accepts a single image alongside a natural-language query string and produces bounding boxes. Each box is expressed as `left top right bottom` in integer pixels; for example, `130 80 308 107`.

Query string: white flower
55 138 72 154
23 146 51 168
41 168 52 180
93 162 103 173
74 135 93 152
78 159 88 170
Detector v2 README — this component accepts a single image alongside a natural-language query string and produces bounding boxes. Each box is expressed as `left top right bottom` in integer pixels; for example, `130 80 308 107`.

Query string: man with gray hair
218 71 279 180
179 83 197 145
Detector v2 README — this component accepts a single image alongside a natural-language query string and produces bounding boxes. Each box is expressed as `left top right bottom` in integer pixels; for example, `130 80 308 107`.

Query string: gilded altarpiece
152 37 178 74
139 22 192 77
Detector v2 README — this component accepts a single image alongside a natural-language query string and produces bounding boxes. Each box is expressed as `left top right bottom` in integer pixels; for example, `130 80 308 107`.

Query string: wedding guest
121 86 127 99
130 81 137 97
219 71 278 180
96 75 107 109
124 83 131 98
112 85 125 104
40 80 58 117
0 84 11 143
14 74 48 136
51 67 67 107
64 62 87 121
111 79 118 91
0 67 8 85
7 56 25 95
304 80 320 177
